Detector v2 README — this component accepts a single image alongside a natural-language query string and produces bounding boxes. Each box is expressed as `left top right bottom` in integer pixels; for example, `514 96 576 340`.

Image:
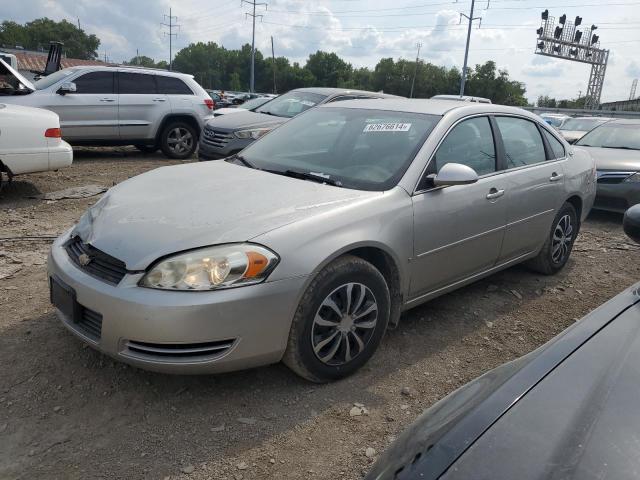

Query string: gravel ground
1 148 638 480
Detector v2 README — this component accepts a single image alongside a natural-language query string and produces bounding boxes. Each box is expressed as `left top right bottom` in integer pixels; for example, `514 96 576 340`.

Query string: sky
4 0 640 103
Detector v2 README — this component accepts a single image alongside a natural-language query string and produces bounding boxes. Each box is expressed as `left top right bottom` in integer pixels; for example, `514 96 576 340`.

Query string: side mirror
623 204 640 244
57 82 76 95
431 163 479 187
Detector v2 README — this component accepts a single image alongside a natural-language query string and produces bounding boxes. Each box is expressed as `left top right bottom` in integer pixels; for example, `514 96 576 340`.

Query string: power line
243 0 268 93
162 8 180 70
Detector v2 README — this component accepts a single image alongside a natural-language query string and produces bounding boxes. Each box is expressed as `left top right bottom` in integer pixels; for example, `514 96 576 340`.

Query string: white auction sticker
363 123 412 133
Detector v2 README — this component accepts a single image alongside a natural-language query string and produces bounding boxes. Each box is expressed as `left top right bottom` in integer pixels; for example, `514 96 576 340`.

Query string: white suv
0 60 214 159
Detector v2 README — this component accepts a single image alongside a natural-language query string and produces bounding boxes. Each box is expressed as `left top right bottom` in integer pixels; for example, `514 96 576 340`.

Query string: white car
0 103 72 185
211 96 274 117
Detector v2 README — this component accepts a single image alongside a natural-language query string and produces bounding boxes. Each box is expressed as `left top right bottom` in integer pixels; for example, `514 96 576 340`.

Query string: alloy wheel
311 282 378 366
551 214 573 264
166 127 194 155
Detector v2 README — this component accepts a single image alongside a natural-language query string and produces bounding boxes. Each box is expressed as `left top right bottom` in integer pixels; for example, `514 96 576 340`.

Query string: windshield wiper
262 168 342 187
258 110 280 117
226 153 256 169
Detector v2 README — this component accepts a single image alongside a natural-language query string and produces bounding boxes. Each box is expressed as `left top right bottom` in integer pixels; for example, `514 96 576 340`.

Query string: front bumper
594 181 640 213
47 233 306 374
197 129 253 161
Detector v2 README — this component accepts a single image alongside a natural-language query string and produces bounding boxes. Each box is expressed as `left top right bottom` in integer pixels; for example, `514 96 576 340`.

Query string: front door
410 116 508 298
494 116 567 262
45 70 118 140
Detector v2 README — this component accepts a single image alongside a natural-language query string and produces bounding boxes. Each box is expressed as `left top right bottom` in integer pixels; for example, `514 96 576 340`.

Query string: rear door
45 70 118 140
117 72 170 141
410 115 508 298
495 116 567 262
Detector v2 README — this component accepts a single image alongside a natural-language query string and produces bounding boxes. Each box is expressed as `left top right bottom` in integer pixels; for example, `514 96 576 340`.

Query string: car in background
575 118 640 212
0 59 214 159
366 203 640 480
539 113 570 129
205 90 232 109
431 94 491 104
49 99 594 381
198 87 400 160
557 116 612 143
0 103 72 189
211 96 274 117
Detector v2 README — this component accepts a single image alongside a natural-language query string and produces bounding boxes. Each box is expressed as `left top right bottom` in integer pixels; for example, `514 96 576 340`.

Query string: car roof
291 87 398 98
54 64 194 78
317 97 537 118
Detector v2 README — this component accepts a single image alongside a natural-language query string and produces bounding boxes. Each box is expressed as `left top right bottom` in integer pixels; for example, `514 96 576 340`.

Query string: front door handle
99 98 115 102
486 188 505 200
549 172 564 182
152 98 167 102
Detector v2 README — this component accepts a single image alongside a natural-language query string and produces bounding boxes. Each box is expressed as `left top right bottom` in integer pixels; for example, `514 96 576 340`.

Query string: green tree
0 18 100 59
537 95 557 108
229 72 242 91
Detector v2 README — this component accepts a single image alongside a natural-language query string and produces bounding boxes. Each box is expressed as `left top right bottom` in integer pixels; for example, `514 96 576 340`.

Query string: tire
526 202 578 275
283 255 390 383
135 144 158 153
159 121 197 160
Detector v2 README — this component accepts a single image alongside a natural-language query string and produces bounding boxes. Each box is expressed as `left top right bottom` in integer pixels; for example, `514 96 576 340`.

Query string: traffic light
575 16 582 27
559 14 567 25
542 9 549 20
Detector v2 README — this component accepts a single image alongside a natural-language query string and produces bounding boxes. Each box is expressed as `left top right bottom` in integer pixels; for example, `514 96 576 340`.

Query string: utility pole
271 36 277 94
162 8 179 71
409 42 422 98
136 48 139 65
242 0 267 93
459 0 482 97
77 18 81 30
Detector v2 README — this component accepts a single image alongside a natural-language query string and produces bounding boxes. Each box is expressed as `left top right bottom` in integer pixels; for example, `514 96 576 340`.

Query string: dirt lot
1 149 638 480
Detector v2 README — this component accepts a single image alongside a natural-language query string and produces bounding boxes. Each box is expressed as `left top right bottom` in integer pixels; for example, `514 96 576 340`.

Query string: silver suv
0 60 214 159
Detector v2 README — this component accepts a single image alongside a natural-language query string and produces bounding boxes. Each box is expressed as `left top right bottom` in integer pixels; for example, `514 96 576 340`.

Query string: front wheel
159 122 197 159
527 202 578 275
283 255 390 382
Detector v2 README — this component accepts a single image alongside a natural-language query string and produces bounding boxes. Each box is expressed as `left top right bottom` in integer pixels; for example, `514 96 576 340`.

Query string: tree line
1 18 529 105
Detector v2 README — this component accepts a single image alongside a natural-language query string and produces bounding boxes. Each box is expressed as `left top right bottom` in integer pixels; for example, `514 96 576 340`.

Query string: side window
434 116 496 176
118 72 157 94
157 76 193 95
542 129 566 159
496 117 547 168
73 71 114 94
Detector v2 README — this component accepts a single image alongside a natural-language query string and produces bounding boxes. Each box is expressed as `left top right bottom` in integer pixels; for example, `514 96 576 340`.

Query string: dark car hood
72 161 376 270
367 283 640 480
204 110 287 131
579 146 640 171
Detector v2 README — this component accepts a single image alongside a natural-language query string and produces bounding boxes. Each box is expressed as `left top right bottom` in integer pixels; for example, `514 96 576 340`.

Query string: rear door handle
486 188 505 200
99 98 115 102
549 172 564 182
152 98 167 102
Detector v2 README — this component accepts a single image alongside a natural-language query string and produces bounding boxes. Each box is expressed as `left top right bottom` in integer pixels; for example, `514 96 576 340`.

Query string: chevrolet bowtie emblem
78 253 92 266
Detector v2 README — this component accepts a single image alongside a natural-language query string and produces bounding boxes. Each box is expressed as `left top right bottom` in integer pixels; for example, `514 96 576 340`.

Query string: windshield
33 68 79 90
255 90 326 118
240 97 271 110
560 118 608 131
239 107 441 191
576 123 640 150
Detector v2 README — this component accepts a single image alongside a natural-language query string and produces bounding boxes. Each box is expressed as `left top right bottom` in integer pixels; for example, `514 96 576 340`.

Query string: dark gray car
198 87 398 160
576 119 640 212
366 205 640 480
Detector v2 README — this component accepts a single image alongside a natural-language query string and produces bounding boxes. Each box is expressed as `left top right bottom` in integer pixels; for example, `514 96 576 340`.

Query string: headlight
624 172 640 183
140 244 279 291
234 127 272 140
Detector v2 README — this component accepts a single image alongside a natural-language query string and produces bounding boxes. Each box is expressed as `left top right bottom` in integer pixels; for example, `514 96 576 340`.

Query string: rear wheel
283 255 390 382
527 202 578 275
159 121 197 159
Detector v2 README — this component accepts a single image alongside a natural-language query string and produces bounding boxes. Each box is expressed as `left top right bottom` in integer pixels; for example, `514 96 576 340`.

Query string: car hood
580 146 640 171
204 110 287 131
0 58 35 92
72 161 377 270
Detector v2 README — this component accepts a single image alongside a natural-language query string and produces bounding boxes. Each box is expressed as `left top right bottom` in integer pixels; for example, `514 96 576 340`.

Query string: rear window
118 72 157 94
157 76 193 95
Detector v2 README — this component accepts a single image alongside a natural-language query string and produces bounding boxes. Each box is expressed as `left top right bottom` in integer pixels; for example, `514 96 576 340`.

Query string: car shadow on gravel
0 259 570 479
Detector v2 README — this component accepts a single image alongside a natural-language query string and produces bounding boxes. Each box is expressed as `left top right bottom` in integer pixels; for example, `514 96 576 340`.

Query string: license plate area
50 275 81 323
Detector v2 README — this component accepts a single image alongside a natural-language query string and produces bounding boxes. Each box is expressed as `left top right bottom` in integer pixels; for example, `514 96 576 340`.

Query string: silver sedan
48 99 596 382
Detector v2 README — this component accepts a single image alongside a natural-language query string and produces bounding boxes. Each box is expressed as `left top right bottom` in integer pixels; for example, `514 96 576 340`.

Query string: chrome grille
123 339 236 362
202 128 233 148
65 236 128 285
